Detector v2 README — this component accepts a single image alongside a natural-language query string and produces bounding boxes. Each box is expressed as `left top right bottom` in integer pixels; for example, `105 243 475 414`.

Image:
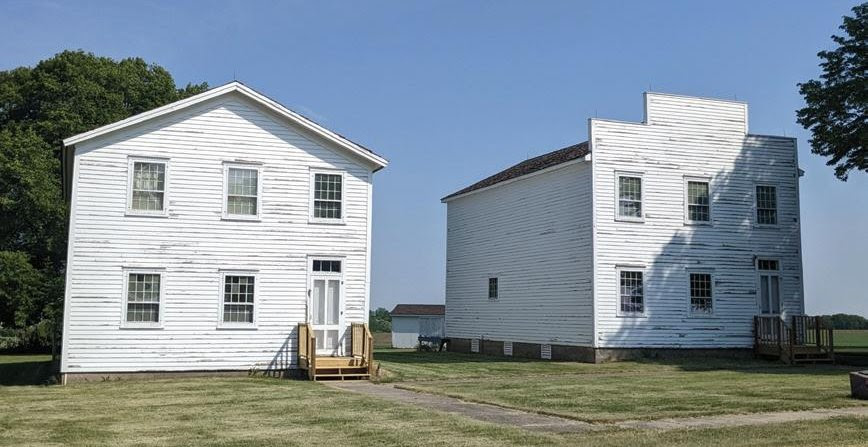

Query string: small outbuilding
390 304 445 349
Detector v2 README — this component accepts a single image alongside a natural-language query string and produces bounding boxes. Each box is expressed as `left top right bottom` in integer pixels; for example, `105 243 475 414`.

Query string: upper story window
618 269 644 315
311 171 344 222
124 271 162 326
224 164 260 219
685 179 711 224
616 173 643 221
488 277 498 300
689 272 713 315
221 273 256 326
755 185 778 225
128 159 167 215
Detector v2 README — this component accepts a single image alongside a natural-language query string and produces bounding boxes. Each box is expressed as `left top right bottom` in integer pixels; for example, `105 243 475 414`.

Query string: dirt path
326 381 868 433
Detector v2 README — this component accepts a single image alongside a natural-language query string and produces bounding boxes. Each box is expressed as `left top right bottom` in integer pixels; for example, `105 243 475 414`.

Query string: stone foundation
61 368 299 384
447 337 751 363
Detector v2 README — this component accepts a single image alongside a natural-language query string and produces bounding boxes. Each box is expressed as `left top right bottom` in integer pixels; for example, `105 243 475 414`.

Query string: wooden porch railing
351 322 374 375
754 315 834 364
298 322 316 380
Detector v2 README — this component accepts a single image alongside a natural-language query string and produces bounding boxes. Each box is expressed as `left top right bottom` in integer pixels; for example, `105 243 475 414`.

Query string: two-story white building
60 82 387 382
442 92 805 362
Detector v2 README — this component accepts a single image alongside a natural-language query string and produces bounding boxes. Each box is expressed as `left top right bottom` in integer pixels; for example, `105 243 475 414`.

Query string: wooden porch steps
298 323 374 381
754 315 835 365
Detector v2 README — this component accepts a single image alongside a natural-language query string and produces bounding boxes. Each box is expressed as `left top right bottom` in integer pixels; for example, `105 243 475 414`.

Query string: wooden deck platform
755 315 834 364
298 323 374 381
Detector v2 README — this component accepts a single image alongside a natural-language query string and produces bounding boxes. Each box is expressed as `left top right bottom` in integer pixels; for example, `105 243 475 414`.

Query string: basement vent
470 339 480 353
503 341 513 356
541 344 552 360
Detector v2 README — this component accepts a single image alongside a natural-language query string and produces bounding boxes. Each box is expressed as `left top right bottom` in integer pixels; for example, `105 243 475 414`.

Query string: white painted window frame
120 267 165 329
754 183 779 228
126 156 170 217
755 257 782 315
222 162 263 221
309 168 346 225
217 270 259 329
686 269 715 317
616 265 646 317
614 171 645 223
683 176 713 226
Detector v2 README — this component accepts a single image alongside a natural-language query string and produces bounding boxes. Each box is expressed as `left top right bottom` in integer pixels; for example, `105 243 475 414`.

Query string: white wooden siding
62 92 373 373
591 93 803 348
444 161 594 346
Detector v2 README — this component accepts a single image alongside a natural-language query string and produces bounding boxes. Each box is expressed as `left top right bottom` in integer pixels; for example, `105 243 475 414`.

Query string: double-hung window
618 269 644 315
311 171 344 222
123 271 162 326
616 173 643 221
224 164 261 219
127 158 168 215
689 272 713 315
220 273 256 326
755 185 778 225
685 179 711 224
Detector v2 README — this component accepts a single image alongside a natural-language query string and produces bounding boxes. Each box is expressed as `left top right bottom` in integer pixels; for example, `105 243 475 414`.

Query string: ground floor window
619 270 644 315
222 274 255 324
689 272 713 314
124 271 162 325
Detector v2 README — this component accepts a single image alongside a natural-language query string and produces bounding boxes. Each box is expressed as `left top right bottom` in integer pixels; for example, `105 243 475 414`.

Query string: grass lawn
0 354 55 386
375 350 867 422
836 330 868 353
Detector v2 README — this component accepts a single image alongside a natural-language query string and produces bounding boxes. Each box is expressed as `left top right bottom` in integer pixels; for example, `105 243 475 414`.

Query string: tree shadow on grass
0 357 57 386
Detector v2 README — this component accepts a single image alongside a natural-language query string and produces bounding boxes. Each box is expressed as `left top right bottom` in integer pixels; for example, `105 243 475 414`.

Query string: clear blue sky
2 1 865 316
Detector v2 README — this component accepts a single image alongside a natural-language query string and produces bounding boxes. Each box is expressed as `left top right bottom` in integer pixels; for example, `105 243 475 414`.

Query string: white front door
757 259 781 315
309 259 344 356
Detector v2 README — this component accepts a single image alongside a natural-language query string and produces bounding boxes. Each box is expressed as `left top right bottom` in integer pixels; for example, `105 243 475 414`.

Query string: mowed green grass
376 350 867 422
836 330 868 352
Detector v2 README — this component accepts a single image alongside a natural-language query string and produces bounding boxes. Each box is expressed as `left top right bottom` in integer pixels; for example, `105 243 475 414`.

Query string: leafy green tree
369 307 392 332
797 3 867 180
0 50 207 351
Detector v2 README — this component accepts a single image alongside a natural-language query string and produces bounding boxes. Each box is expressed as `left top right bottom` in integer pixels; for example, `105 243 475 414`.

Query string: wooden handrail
298 323 316 380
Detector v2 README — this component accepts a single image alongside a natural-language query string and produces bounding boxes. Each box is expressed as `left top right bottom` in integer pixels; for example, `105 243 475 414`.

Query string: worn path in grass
327 381 868 433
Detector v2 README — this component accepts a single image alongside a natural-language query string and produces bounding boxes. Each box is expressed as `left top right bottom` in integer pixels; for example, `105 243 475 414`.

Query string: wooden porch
754 315 835 364
298 322 374 381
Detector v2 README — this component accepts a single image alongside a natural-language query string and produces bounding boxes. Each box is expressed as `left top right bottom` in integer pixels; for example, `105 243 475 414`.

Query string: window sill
684 221 712 227
308 219 346 226
615 217 645 223
688 312 715 318
119 324 163 330
616 313 646 318
221 216 261 222
216 325 258 330
753 224 780 230
125 211 169 218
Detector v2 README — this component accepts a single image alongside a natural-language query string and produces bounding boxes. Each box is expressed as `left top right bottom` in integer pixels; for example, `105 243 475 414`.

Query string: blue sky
2 1 865 316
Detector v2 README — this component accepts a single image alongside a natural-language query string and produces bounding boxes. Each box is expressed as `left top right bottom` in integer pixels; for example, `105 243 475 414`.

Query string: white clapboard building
442 92 804 362
60 82 387 382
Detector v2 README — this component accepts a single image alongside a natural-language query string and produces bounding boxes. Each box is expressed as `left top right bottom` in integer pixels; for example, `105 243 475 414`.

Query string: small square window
619 270 644 315
689 273 713 314
488 277 498 300
756 185 778 225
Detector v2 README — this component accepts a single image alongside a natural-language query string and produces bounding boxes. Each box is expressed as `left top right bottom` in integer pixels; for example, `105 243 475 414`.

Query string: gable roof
390 304 445 316
441 141 589 202
62 81 388 170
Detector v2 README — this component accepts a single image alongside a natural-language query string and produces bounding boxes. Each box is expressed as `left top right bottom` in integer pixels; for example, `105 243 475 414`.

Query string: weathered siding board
591 93 802 348
445 161 594 346
62 93 373 373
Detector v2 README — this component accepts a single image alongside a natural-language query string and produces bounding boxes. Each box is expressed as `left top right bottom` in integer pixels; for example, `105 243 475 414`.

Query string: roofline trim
442 155 590 203
62 81 388 169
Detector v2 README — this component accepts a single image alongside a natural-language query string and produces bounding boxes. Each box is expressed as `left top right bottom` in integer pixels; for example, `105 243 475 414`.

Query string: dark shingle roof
390 304 445 316
441 141 589 201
